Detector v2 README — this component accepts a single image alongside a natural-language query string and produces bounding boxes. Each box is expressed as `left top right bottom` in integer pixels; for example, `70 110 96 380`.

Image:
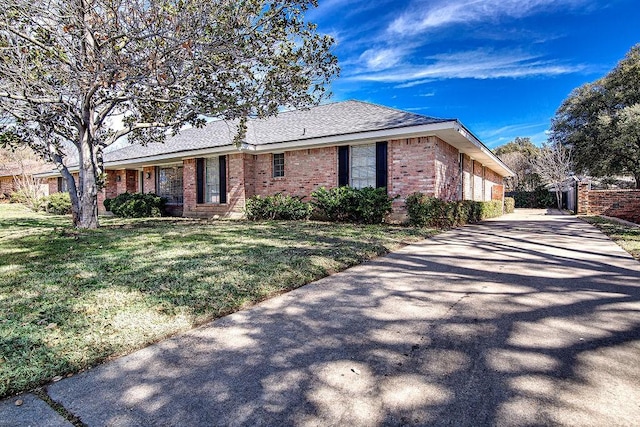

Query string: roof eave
40 121 515 178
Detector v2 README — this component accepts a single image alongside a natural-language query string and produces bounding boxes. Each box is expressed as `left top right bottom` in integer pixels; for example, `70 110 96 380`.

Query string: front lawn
581 216 640 260
0 204 437 398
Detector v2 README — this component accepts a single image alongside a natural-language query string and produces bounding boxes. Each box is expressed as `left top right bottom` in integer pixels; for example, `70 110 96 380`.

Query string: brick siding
253 147 338 198
95 138 507 220
579 187 640 223
434 138 460 201
183 153 247 219
1 176 15 197
473 161 484 201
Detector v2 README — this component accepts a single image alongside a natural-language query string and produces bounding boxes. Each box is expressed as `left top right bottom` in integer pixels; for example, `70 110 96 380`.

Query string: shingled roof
104 100 450 163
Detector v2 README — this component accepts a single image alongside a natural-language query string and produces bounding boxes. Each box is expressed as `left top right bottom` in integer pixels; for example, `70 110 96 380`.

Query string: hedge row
506 187 554 208
405 193 504 228
504 197 515 214
245 186 395 224
245 194 313 221
104 192 166 218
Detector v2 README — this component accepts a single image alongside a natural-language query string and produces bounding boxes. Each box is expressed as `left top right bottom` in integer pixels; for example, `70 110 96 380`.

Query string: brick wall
579 187 640 223
113 169 138 195
183 154 247 219
1 176 15 196
388 136 437 215
243 154 256 199
48 177 58 194
472 161 483 201
142 167 156 194
434 138 460 201
484 167 504 201
462 154 473 200
252 147 338 198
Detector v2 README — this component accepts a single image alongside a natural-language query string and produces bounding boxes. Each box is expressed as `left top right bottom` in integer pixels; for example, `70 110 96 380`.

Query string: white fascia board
453 122 515 177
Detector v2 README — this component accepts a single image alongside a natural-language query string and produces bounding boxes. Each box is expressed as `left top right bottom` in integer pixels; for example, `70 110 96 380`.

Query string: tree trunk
74 128 100 229
555 188 563 210
77 160 99 229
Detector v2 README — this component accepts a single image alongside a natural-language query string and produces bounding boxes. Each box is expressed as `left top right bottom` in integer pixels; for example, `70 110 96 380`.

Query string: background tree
494 137 542 191
530 142 573 209
550 44 640 188
0 0 338 228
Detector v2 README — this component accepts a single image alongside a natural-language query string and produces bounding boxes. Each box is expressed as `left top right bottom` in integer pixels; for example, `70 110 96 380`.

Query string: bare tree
531 143 573 209
1 0 338 228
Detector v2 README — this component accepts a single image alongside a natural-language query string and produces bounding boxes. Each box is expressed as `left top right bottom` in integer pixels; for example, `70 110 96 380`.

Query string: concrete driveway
2 209 639 426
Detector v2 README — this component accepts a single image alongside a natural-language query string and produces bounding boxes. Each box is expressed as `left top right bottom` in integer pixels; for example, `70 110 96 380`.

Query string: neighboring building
0 160 52 200
38 100 514 220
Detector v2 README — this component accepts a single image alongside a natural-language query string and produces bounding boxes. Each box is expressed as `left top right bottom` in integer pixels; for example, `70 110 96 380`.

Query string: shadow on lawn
42 213 640 426
1 218 423 397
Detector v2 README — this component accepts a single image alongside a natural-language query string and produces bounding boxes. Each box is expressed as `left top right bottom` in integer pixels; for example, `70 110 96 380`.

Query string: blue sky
307 0 640 148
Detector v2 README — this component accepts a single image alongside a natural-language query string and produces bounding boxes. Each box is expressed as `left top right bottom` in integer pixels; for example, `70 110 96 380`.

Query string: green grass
581 216 640 260
0 203 438 398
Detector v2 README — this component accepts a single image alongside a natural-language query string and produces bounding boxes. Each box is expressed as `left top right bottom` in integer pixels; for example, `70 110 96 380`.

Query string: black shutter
57 177 63 193
376 141 388 189
196 158 204 204
338 146 349 187
219 155 227 204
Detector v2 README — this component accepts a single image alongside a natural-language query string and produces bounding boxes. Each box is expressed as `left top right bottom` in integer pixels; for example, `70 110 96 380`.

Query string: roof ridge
344 99 456 122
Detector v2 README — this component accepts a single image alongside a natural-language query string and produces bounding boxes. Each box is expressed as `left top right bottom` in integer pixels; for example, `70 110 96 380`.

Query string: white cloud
394 79 436 89
347 48 586 83
388 0 588 36
359 48 406 71
478 122 551 148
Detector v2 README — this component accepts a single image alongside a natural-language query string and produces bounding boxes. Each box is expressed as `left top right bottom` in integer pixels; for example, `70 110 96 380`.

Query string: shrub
104 192 166 218
245 193 313 220
310 186 358 222
44 192 72 215
406 193 504 228
10 189 47 212
311 186 395 224
479 200 503 219
504 197 515 213
9 189 28 204
506 186 555 208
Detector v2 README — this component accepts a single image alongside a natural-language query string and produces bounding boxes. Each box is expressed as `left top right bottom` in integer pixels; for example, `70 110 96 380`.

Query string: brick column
576 181 590 215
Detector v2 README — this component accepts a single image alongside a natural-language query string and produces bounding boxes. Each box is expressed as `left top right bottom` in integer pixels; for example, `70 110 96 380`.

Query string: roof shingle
104 100 449 162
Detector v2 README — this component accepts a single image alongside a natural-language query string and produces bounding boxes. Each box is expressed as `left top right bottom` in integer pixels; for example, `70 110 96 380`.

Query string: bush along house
38 100 514 221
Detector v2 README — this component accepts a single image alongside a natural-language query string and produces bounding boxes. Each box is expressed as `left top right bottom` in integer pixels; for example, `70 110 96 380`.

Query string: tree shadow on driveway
46 213 640 426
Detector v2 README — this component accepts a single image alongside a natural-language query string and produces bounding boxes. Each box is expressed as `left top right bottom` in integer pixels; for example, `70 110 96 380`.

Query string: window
205 157 220 203
338 142 388 189
156 165 183 204
196 156 227 204
273 153 285 178
57 177 69 193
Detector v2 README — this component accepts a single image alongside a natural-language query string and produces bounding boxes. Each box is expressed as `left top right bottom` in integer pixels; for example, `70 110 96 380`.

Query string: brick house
0 161 52 200
39 100 513 220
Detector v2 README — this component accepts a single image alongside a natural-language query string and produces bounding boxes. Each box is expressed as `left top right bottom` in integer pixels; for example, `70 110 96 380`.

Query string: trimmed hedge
44 192 72 215
245 193 313 220
506 186 554 208
104 192 166 218
406 193 503 228
504 197 515 213
311 186 394 224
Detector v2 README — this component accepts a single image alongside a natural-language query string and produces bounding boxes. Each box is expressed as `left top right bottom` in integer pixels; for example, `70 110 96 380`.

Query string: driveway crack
33 387 87 427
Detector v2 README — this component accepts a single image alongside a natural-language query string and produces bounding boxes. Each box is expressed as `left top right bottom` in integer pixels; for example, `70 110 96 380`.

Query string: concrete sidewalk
2 209 639 426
